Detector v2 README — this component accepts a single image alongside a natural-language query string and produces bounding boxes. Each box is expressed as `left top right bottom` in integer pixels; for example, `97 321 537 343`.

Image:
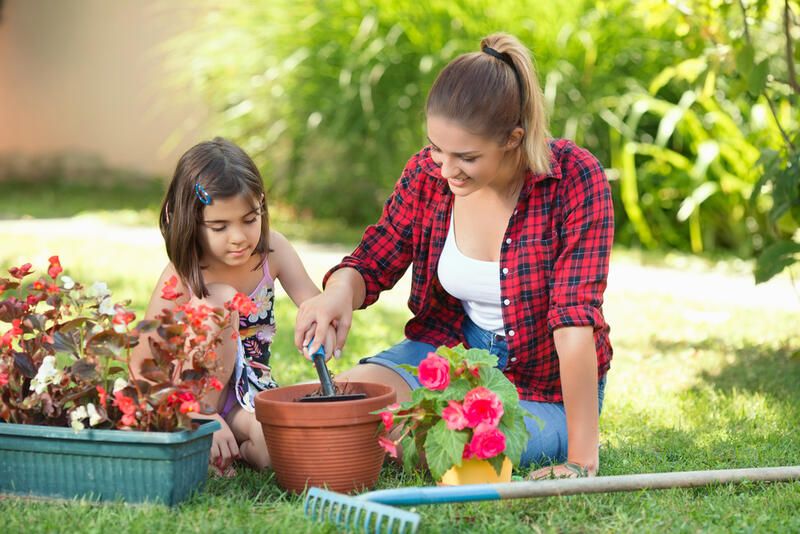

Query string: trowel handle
310 345 336 397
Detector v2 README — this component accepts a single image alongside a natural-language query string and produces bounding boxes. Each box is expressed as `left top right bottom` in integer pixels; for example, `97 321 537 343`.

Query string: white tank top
437 210 505 335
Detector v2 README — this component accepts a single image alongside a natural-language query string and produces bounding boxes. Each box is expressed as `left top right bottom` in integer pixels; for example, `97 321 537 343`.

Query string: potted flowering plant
376 345 533 484
0 257 251 504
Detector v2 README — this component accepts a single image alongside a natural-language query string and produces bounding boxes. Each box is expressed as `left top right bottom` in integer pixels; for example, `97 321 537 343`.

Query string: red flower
418 352 450 391
468 424 506 460
379 410 394 430
96 386 108 406
225 292 257 316
113 391 138 426
0 319 23 348
47 256 63 279
32 280 46 291
112 308 136 326
179 399 200 414
208 376 223 391
462 386 504 428
26 294 45 306
0 371 8 386
441 400 469 430
8 263 33 279
161 275 182 301
46 283 60 295
378 436 398 458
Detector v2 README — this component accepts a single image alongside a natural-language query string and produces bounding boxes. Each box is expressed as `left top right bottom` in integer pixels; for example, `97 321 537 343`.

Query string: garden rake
304 465 800 533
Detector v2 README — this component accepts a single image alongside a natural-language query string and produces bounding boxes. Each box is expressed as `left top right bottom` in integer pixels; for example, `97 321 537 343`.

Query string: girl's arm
269 230 320 307
129 263 186 378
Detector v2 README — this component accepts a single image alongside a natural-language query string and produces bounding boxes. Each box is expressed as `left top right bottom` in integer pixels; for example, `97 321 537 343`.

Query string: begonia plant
375 345 534 481
0 257 254 432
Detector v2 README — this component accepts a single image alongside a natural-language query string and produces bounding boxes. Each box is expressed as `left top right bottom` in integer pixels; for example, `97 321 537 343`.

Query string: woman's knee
337 363 412 403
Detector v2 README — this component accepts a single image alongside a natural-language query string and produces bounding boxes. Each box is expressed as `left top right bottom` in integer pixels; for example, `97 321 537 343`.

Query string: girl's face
426 115 523 197
200 193 263 269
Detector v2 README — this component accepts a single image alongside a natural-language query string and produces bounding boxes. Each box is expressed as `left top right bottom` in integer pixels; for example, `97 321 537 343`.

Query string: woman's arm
555 325 599 473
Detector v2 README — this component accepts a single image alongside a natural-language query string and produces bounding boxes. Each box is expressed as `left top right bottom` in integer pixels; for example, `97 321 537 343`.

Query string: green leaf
439 379 471 403
487 454 506 476
478 367 520 407
397 363 418 375
736 44 755 75
499 414 530 467
424 420 469 481
462 348 497 368
748 59 769 97
401 435 419 473
755 240 800 283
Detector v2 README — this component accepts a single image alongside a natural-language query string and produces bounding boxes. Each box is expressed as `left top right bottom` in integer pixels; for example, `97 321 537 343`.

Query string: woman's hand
294 268 365 360
527 461 596 480
210 417 240 472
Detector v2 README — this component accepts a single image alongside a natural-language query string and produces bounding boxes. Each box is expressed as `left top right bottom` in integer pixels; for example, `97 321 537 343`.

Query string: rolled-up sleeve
546 148 614 331
323 164 417 308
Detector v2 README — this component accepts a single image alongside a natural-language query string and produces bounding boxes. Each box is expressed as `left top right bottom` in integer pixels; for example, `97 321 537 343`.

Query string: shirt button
502 267 509 275
503 298 510 306
505 238 512 245
510 357 518 362
507 329 515 337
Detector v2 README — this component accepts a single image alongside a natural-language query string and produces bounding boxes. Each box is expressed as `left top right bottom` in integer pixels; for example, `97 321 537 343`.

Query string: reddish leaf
86 330 127 359
134 320 159 333
140 358 169 383
13 352 37 378
53 330 80 356
71 358 99 382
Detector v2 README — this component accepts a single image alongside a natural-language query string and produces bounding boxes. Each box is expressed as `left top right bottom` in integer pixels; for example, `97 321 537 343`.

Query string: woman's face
426 115 523 196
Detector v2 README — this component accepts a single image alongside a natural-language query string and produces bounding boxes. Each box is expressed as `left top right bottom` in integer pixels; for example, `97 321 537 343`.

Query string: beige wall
0 0 209 176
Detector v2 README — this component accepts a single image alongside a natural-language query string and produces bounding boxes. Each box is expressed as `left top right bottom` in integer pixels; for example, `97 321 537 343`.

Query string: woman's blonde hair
426 33 551 174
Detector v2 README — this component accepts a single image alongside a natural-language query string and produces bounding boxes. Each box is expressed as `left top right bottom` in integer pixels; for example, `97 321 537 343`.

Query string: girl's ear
504 127 525 151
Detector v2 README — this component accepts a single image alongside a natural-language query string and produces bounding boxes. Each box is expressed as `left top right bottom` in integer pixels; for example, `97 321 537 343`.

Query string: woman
294 32 613 479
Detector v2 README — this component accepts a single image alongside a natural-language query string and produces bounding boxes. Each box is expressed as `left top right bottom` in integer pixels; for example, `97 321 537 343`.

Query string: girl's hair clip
195 183 212 205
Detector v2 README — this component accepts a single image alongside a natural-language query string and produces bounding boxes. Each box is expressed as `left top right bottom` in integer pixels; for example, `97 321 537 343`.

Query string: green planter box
0 420 220 505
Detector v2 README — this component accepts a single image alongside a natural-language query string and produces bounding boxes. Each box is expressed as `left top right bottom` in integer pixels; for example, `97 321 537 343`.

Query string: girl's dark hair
159 137 269 297
426 33 551 174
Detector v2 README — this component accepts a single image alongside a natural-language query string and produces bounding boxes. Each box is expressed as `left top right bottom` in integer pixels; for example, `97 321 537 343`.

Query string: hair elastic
194 182 212 205
482 45 525 111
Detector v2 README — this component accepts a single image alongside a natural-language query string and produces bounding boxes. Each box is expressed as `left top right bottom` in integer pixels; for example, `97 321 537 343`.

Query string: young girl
134 137 324 474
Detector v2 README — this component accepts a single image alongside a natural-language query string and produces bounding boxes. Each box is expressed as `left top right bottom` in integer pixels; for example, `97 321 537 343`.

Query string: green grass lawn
1 209 799 532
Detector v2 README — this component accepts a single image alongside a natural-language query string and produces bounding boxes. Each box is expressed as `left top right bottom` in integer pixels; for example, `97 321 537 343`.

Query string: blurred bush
170 0 798 279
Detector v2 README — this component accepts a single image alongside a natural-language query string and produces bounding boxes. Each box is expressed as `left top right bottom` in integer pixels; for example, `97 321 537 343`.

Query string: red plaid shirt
325 139 613 402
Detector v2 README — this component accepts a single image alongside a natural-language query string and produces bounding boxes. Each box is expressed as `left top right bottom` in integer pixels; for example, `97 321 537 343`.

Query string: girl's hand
210 417 240 471
527 461 596 480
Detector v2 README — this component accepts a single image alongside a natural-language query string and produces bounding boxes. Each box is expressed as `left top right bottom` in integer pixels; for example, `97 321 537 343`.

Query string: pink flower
47 256 63 279
161 275 182 301
378 436 398 458
441 400 469 430
418 352 450 391
462 386 504 428
379 410 394 430
468 424 507 460
0 371 8 387
462 441 474 460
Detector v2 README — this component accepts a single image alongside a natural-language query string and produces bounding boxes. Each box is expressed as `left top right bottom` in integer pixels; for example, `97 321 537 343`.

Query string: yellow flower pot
439 457 513 486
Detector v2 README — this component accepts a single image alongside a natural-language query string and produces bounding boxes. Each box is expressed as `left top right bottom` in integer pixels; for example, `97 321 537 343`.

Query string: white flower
89 281 111 299
112 377 128 394
98 296 115 316
113 322 128 334
87 403 103 426
70 405 88 432
29 355 62 394
61 276 75 290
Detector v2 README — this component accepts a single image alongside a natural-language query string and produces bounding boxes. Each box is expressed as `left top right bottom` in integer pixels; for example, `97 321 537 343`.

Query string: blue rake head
304 487 420 534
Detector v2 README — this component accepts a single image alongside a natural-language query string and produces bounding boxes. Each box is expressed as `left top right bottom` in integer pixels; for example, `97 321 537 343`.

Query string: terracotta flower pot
438 457 513 486
254 381 396 494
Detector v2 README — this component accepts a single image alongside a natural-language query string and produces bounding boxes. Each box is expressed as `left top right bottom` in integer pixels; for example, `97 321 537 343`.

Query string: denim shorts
361 316 607 467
